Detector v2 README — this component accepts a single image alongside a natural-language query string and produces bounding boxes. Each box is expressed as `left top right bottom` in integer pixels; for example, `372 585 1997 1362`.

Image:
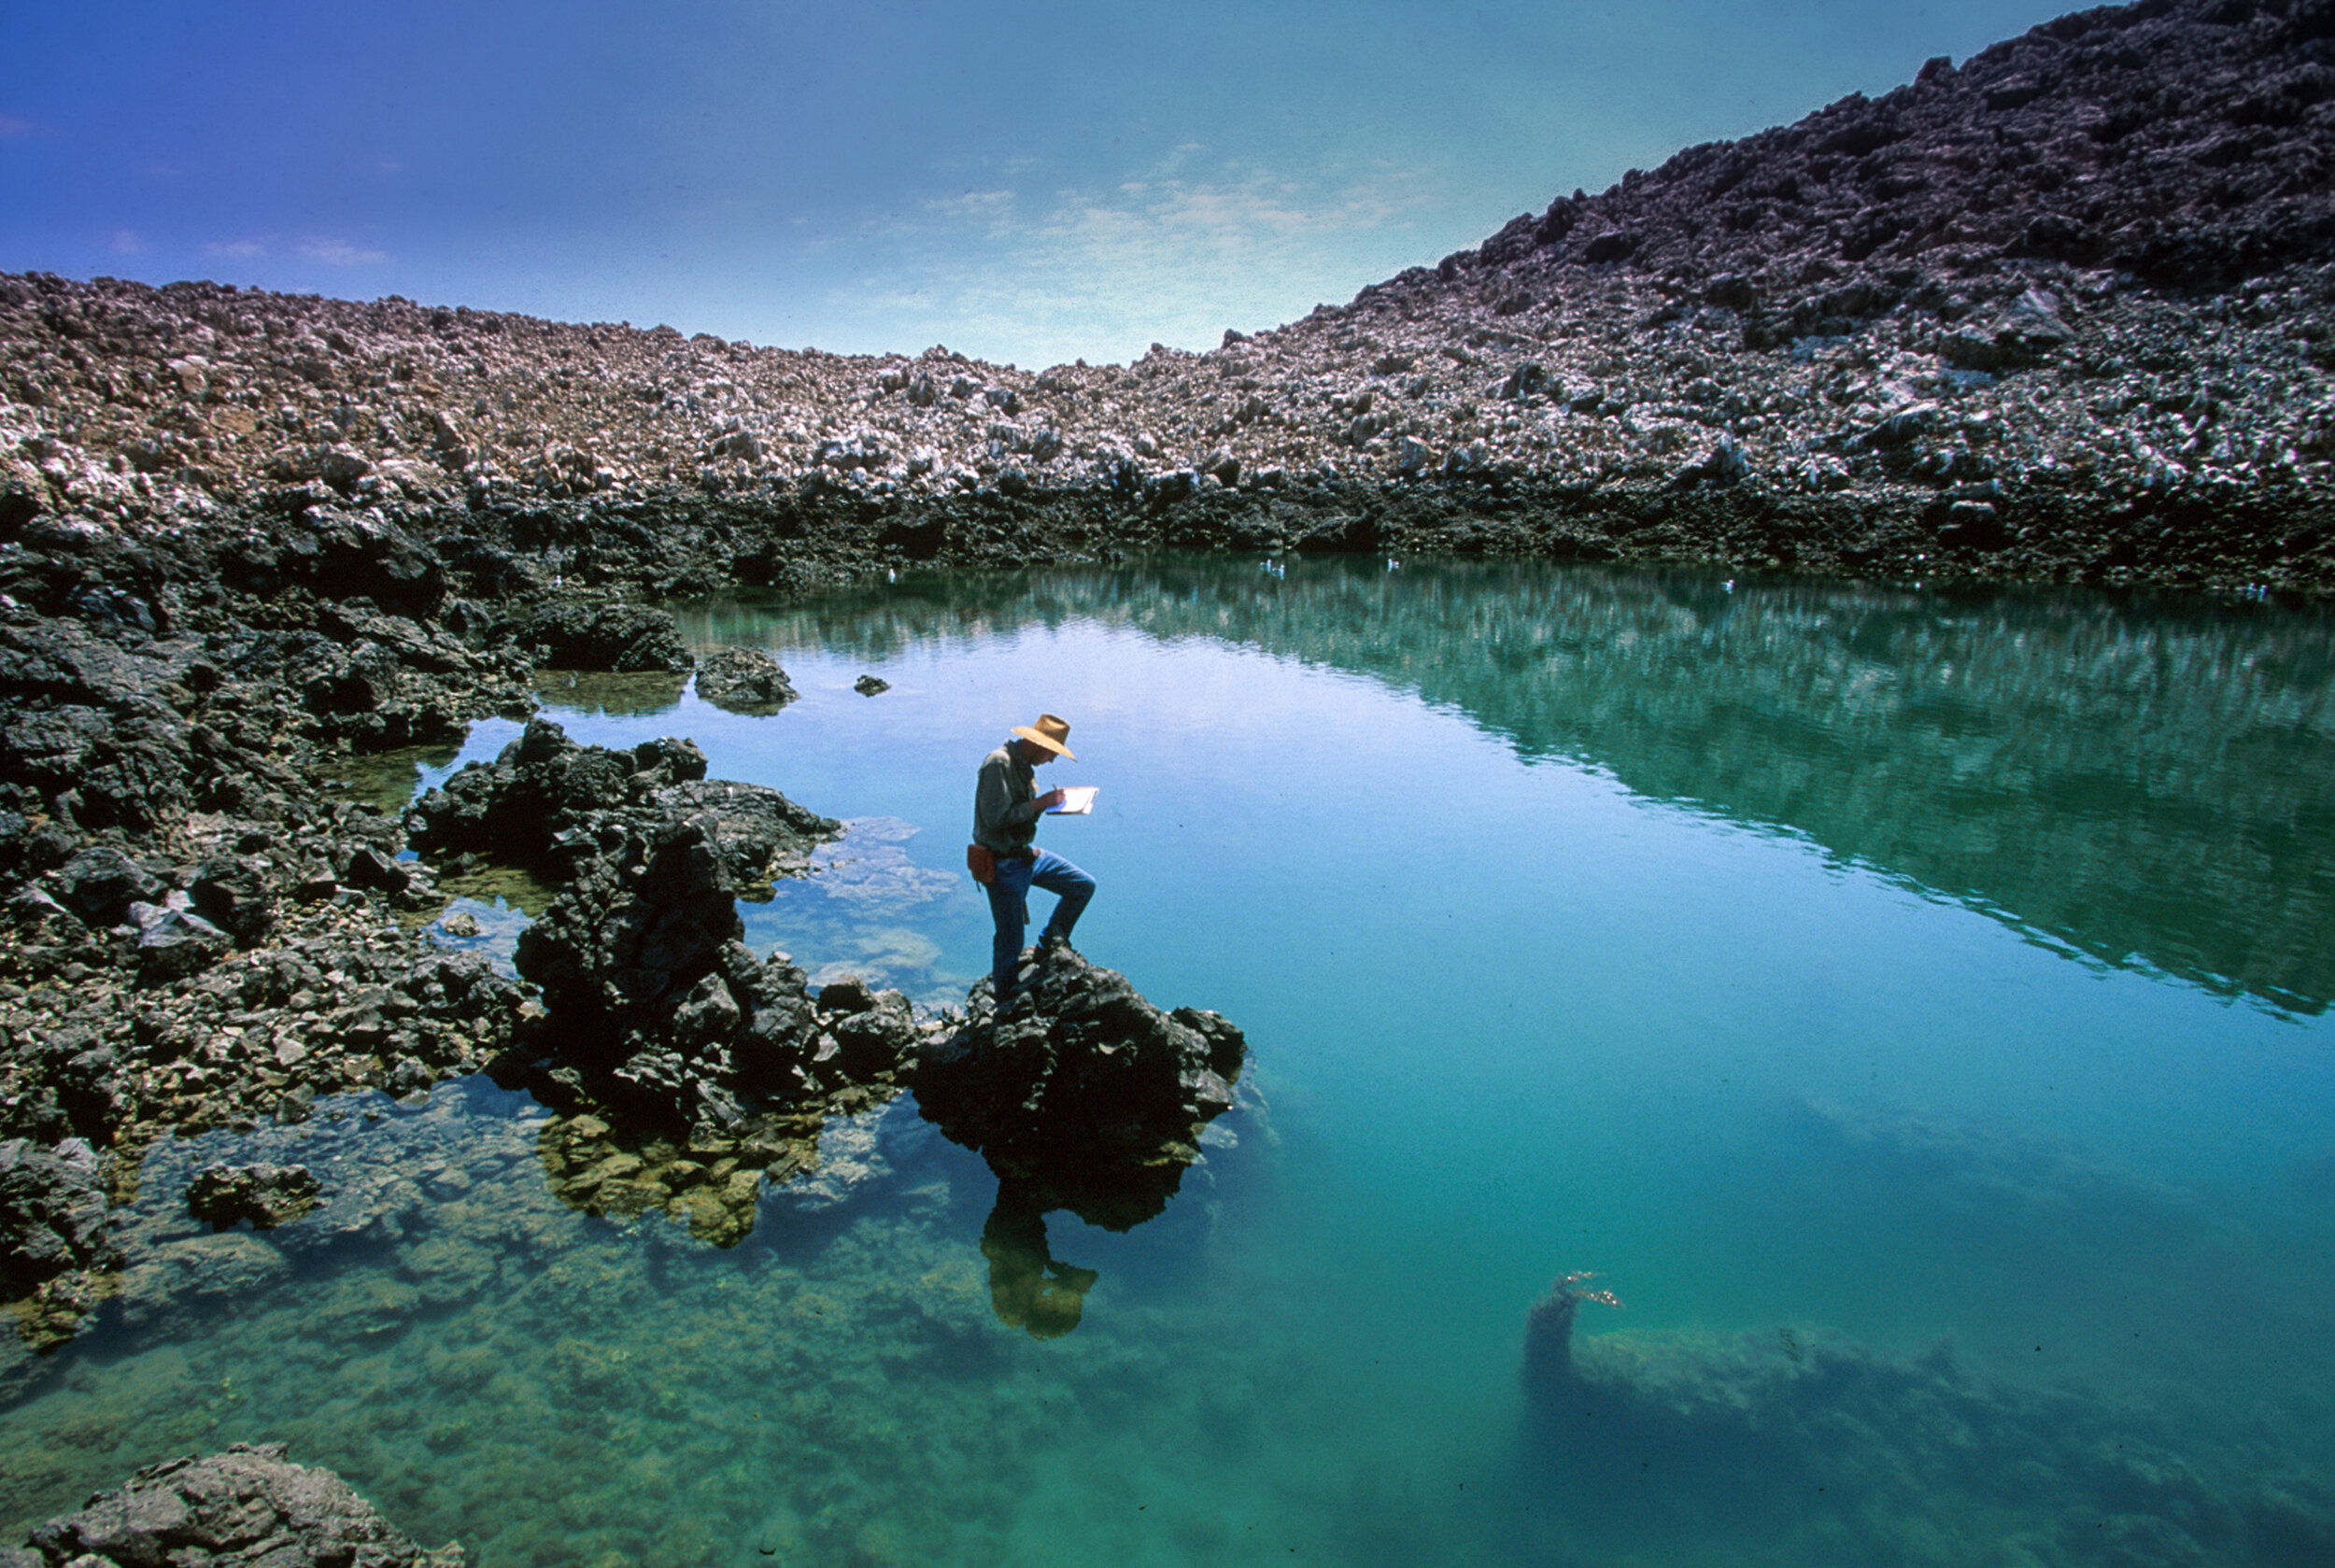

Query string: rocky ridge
3 2 2333 595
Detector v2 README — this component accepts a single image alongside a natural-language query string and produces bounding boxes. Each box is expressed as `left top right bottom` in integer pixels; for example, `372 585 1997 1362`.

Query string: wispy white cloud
927 189 1017 233
109 229 147 254
842 150 1437 364
0 114 39 137
206 238 266 258
298 236 389 264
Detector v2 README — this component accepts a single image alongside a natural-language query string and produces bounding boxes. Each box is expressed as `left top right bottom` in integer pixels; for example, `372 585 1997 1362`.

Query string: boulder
131 901 231 982
913 948 1246 1229
10 1442 460 1567
190 855 276 944
517 602 693 672
51 845 163 925
694 646 799 713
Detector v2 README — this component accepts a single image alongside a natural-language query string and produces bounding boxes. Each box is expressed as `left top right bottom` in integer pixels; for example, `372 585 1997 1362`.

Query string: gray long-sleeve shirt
973 742 1046 855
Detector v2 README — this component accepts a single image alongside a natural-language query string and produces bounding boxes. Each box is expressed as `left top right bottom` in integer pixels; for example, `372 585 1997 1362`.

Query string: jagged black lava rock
413 718 913 1135
517 601 693 672
0 1137 118 1301
913 947 1247 1230
694 646 800 713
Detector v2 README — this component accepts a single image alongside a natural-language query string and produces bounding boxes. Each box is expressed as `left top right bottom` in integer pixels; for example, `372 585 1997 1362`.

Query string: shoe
1038 930 1077 956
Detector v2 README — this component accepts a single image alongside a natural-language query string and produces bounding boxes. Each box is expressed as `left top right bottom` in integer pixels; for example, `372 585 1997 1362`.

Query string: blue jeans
986 849 1095 999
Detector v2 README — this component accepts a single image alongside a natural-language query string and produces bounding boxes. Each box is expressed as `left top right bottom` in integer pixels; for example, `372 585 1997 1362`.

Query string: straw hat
1012 713 1076 759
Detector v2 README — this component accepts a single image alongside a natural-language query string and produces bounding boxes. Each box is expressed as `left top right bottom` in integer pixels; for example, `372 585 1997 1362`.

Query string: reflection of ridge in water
677 558 2335 1013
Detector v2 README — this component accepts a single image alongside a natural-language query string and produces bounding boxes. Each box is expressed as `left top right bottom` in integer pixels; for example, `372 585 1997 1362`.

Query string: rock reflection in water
680 558 2335 1013
531 668 689 716
980 1185 1098 1340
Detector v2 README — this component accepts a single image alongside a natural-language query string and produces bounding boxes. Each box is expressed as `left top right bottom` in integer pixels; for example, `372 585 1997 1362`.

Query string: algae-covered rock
186 1162 323 1229
0 1137 114 1293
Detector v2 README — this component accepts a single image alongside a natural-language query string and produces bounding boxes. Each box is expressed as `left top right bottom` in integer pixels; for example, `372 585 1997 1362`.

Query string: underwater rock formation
2 1441 462 1567
913 946 1247 1230
185 1162 322 1229
1518 1271 1624 1405
1515 1278 2335 1567
524 972 928 1247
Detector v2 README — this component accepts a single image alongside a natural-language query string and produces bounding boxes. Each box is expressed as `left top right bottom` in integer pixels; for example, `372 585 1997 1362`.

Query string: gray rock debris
3 1442 461 1567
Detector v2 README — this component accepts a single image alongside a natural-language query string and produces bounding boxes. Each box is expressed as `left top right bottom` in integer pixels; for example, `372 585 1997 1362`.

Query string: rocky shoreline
1 1443 460 1568
1 0 2332 1553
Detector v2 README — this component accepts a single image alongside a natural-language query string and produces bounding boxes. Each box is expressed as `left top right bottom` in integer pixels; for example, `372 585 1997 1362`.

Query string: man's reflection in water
981 1184 1098 1340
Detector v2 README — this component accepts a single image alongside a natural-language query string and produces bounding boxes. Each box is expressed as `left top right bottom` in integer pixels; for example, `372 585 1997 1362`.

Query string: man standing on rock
972 713 1095 1005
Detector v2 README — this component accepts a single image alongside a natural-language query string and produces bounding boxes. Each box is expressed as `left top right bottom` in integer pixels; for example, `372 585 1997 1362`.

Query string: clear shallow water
6 558 2333 1567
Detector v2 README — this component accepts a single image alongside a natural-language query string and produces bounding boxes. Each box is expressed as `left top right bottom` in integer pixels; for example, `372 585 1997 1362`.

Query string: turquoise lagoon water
5 557 2333 1567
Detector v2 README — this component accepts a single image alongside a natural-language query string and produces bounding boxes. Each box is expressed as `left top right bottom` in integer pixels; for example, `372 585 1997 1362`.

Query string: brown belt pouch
967 844 996 884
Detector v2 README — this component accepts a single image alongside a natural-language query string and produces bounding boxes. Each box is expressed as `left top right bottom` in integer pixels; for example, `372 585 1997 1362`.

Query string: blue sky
3 1 2067 367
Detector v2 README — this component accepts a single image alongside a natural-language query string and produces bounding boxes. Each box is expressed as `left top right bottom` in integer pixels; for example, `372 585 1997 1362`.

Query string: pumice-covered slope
4 0 2331 594
0 1 2326 595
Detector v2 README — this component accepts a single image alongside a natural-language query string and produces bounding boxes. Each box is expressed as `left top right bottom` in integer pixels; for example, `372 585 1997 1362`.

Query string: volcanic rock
913 947 1247 1229
1 0 2329 600
410 717 915 1138
5 1442 461 1567
694 645 800 713
186 1162 324 1228
517 601 693 673
0 1137 118 1301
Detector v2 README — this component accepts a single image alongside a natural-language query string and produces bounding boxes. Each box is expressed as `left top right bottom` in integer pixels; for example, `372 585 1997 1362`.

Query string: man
972 712 1096 1006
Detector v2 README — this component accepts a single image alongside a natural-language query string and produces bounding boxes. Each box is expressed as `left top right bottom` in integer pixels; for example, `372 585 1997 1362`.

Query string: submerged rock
6 1441 462 1567
913 947 1247 1230
186 1162 324 1229
1519 1270 1625 1405
1513 1274 2335 1566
